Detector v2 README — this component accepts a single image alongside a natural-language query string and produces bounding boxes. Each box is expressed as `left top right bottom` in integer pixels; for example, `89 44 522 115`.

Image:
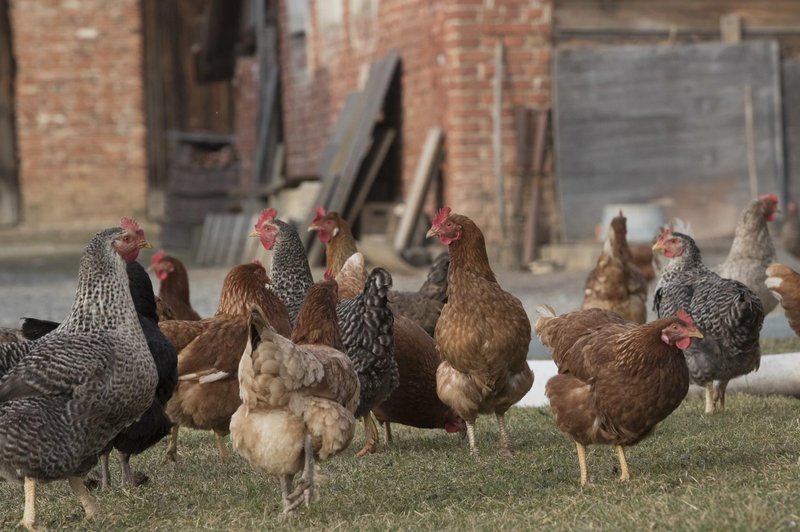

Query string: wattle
676 337 692 350
124 249 140 263
318 231 331 244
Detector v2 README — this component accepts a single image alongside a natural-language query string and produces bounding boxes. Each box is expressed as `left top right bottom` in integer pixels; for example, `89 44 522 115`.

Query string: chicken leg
68 476 97 521
119 452 148 486
99 453 111 489
575 442 589 487
214 431 229 459
714 380 729 411
703 382 715 414
466 421 478 456
285 435 319 512
382 421 393 446
496 413 513 457
280 475 294 514
20 477 37 531
615 445 630 482
355 414 379 457
163 425 180 463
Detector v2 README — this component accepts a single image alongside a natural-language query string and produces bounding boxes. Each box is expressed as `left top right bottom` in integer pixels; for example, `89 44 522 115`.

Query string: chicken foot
162 425 180 463
615 445 631 483
20 477 37 531
119 452 148 486
214 431 229 460
285 435 319 513
279 475 295 514
575 442 589 487
703 383 715 414
714 380 729 411
68 476 97 521
355 413 379 457
496 413 513 457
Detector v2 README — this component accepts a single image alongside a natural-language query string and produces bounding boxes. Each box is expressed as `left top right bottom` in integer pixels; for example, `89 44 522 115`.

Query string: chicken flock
0 193 794 527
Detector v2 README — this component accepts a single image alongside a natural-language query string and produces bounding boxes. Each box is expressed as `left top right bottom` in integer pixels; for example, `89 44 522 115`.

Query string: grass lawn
1 394 798 531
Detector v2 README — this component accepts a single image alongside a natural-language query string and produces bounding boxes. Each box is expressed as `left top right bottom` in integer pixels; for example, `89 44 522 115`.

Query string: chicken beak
688 330 704 339
249 230 260 238
308 224 320 232
139 239 152 249
651 241 664 252
426 227 439 239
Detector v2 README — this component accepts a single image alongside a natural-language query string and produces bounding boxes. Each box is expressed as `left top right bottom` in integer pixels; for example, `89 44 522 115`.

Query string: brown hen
427 207 534 456
150 250 202 321
309 207 448 336
582 211 648 323
536 306 702 486
766 263 800 336
160 261 291 461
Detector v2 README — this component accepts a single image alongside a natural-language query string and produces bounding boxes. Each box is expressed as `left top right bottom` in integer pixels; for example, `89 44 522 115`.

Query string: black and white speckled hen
653 229 764 414
0 219 158 530
20 261 178 489
252 209 398 456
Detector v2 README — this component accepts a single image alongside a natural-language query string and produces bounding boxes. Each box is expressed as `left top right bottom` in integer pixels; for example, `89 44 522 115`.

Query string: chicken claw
284 435 320 513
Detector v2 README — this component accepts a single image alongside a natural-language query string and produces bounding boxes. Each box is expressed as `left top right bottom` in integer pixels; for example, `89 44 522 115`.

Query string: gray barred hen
653 230 763 414
714 194 779 315
252 211 398 456
0 219 158 530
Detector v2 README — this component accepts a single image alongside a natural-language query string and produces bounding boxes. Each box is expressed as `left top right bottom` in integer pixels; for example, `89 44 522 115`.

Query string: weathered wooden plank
782 59 800 201
302 49 401 264
345 127 396 228
0 0 20 226
393 128 444 253
554 40 785 241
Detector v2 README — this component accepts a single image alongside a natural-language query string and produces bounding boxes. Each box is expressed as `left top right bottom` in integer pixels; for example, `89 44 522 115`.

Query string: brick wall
11 0 146 228
278 0 552 264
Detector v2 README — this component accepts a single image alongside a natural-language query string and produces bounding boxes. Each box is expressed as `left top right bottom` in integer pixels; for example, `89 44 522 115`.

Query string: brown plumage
427 207 534 456
160 262 291 461
766 263 800 336
334 251 464 439
535 305 702 486
373 315 465 439
310 208 448 336
230 280 359 514
629 244 656 282
582 212 648 323
150 250 202 321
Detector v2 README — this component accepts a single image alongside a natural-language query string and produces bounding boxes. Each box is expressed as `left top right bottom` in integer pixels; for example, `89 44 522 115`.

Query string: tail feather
20 317 59 341
419 251 449 303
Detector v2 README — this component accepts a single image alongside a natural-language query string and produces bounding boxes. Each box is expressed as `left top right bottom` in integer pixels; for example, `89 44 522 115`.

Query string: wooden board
782 59 800 202
301 49 400 263
554 40 785 241
393 128 444 253
0 0 20 226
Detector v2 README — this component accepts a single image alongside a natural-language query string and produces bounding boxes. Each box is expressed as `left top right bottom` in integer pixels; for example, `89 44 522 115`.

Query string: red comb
255 208 278 230
120 217 142 235
312 206 327 225
432 206 451 227
151 249 165 266
758 193 779 205
676 309 694 326
657 227 672 240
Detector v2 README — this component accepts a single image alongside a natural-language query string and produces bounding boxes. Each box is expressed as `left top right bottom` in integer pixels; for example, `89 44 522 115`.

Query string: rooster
653 229 764 413
714 194 779 315
309 207 449 336
160 261 291 462
0 219 157 530
536 306 703 486
582 211 648 323
230 281 359 514
766 263 800 336
427 207 534 456
149 250 201 321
